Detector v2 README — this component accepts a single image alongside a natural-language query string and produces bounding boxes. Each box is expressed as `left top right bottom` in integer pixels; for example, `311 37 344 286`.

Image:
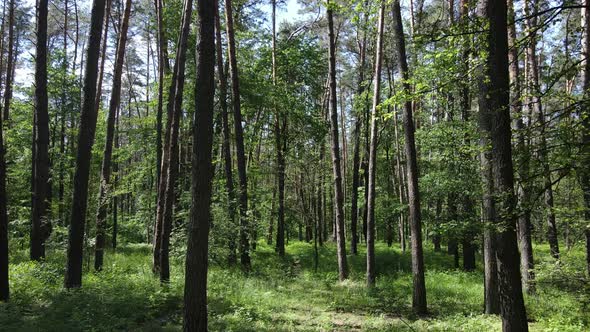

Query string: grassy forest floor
0 241 588 331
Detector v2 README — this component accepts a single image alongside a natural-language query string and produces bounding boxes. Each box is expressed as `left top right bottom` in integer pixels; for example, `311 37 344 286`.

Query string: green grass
0 241 587 331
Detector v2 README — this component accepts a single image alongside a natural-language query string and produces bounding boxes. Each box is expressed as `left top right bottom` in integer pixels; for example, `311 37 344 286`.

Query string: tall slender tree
31 0 51 261
366 2 384 288
477 0 528 329
0 58 8 302
183 0 215 328
224 0 250 269
64 0 107 289
327 0 348 281
508 0 534 292
392 0 427 314
160 0 193 283
94 0 132 271
2 0 14 122
580 0 590 277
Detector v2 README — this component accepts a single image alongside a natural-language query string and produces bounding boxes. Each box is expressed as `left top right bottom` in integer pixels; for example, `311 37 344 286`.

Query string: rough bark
94 0 131 271
327 0 349 281
183 0 215 327
366 3 384 288
224 0 250 269
31 0 51 261
392 0 427 314
477 0 528 329
64 0 107 288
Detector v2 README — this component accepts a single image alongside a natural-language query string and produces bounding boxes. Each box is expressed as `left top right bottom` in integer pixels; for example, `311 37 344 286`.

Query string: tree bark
160 0 193 283
94 0 131 271
327 0 348 281
477 0 528 329
224 0 250 269
508 0 535 292
182 0 215 327
0 53 8 302
366 3 384 288
215 0 237 264
580 0 590 277
64 0 107 288
392 0 427 314
31 0 51 261
154 0 170 193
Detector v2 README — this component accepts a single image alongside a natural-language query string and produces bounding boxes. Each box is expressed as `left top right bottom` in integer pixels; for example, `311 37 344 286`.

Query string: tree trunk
31 0 51 261
366 3 384 288
224 0 250 269
215 0 237 264
508 0 534 292
94 0 131 271
64 0 107 289
183 0 215 327
0 58 8 302
160 0 193 283
477 0 528 329
392 0 427 314
154 0 171 195
524 0 559 260
580 0 590 277
327 0 348 281
2 0 14 122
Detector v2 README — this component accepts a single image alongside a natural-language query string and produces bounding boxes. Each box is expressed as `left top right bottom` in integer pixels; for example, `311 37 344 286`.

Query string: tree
2 0 14 122
0 56 7 302
508 0 534 292
159 0 193 283
64 0 107 289
31 0 51 261
327 0 348 281
94 0 132 271
224 0 250 269
581 0 590 277
183 0 215 327
392 0 427 315
366 2 384 288
524 0 559 260
477 0 528 329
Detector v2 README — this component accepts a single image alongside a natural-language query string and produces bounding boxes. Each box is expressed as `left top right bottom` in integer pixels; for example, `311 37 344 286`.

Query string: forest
0 0 588 330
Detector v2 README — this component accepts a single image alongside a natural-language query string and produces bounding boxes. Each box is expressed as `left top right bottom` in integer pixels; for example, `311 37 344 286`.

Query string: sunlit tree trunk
392 0 427 314
94 0 131 271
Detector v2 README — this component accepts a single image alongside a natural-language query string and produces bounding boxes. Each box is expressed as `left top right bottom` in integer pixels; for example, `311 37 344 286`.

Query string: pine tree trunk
154 0 170 194
215 0 237 264
160 0 193 283
524 0 559 260
477 0 528 329
392 0 427 314
64 0 107 289
94 0 131 271
31 0 51 261
182 0 215 327
508 0 534 292
224 0 250 269
366 3 384 288
0 58 8 302
580 0 590 278
327 0 349 281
